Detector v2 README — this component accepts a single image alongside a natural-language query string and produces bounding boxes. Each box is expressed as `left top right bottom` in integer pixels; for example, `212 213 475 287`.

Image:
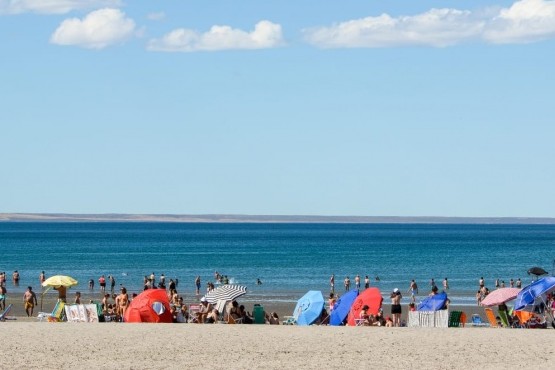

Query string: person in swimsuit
364 275 370 289
39 271 45 285
99 275 106 293
23 286 38 317
74 291 81 304
116 287 129 319
12 270 20 285
391 288 402 327
54 285 67 302
344 276 350 291
0 285 6 310
408 280 418 303
355 275 361 290
330 274 335 293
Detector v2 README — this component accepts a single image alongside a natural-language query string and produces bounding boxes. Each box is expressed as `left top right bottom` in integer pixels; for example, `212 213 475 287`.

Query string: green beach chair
498 310 510 328
253 305 266 324
448 311 462 327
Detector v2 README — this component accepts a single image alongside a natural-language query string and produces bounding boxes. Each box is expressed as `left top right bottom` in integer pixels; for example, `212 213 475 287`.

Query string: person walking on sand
330 274 335 293
23 286 37 317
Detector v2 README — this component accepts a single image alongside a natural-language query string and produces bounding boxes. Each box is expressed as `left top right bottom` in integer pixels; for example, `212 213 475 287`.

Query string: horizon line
1 213 555 224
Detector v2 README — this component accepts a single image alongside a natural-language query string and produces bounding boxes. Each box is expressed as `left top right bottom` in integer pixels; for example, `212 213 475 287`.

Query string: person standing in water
330 274 335 293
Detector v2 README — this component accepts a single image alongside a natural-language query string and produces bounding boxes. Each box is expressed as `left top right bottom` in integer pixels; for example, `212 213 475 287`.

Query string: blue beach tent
417 292 448 311
330 290 359 326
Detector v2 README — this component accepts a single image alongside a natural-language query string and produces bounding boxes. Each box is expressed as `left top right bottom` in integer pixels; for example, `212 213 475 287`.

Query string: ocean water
1 222 554 306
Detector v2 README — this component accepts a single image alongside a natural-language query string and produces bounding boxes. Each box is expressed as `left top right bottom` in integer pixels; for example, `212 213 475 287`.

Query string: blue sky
1 0 554 217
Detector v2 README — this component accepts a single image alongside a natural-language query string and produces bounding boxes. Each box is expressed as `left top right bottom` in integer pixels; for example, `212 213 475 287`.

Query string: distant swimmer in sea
256 278 262 285
375 276 380 282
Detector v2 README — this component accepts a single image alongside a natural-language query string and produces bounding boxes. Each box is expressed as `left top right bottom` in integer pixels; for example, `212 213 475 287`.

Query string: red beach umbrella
480 287 521 307
347 287 383 326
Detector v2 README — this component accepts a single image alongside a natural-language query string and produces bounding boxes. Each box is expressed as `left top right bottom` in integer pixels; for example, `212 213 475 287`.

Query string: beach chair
282 316 296 325
459 312 467 327
188 304 200 323
498 310 510 328
354 318 367 326
448 311 462 327
37 301 66 322
471 314 486 327
214 300 228 323
253 305 265 324
0 304 13 321
484 308 498 328
514 310 533 328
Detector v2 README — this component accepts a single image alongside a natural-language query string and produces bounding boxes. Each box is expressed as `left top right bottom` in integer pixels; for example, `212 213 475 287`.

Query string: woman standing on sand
391 288 402 327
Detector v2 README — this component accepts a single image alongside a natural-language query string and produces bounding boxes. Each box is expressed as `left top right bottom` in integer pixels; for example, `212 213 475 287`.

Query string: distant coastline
1 213 555 224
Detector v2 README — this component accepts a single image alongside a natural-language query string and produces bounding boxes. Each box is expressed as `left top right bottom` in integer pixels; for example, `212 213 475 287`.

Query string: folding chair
37 301 66 322
484 308 499 328
0 304 13 321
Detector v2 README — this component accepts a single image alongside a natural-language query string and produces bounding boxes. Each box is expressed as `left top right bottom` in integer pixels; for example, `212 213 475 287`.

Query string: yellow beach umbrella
40 275 78 311
41 275 78 288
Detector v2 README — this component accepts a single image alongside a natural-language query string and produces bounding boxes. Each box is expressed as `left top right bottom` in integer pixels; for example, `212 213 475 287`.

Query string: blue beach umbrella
330 290 359 326
417 292 448 311
514 277 555 312
293 290 325 326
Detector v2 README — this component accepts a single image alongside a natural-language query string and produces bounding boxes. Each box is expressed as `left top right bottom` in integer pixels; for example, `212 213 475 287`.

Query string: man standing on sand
54 285 67 302
23 286 38 317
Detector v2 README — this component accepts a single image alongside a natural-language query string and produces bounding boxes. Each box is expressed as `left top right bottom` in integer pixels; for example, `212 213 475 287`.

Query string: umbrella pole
40 292 43 311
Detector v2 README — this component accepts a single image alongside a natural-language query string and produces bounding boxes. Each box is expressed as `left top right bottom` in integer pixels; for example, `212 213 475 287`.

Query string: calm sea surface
1 223 554 305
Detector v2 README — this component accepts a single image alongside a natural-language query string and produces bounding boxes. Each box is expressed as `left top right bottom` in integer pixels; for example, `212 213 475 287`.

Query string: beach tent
330 290 359 326
293 290 325 326
124 289 172 323
417 292 448 311
347 287 382 326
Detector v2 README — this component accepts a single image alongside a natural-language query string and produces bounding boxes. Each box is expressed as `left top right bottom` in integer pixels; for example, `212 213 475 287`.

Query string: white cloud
50 8 135 49
304 0 555 48
147 20 284 52
0 0 121 14
147 11 165 21
484 0 555 43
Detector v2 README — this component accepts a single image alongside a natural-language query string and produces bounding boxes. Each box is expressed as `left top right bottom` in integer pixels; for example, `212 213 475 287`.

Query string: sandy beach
1 322 553 369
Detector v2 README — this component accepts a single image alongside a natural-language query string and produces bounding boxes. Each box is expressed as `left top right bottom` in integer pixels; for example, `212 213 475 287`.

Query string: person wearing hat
391 288 402 327
196 297 212 323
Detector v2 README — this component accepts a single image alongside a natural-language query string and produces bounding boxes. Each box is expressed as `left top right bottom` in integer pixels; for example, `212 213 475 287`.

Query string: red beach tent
124 289 173 323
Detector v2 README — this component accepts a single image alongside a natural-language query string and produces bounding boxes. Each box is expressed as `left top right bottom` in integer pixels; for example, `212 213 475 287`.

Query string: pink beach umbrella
481 287 521 307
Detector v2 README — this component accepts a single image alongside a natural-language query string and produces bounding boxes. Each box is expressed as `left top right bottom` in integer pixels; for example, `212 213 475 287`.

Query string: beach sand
1 322 554 369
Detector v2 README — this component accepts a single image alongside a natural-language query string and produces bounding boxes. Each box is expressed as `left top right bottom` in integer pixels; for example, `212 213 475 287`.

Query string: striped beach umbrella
204 285 247 304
